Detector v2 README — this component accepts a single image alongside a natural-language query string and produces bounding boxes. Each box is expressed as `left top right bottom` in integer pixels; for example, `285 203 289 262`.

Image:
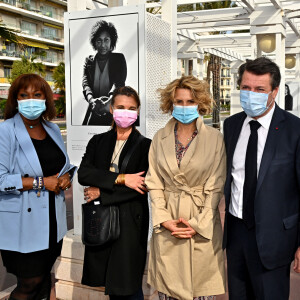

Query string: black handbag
82 134 145 246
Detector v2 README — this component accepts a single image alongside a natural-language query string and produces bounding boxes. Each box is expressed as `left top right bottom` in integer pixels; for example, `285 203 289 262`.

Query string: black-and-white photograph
285 81 299 112
68 14 139 126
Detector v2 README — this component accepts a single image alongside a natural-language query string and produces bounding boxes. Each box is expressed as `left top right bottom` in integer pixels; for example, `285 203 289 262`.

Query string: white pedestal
54 230 158 300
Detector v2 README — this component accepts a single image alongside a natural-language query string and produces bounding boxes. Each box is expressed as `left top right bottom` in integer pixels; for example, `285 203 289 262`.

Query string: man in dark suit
223 57 300 300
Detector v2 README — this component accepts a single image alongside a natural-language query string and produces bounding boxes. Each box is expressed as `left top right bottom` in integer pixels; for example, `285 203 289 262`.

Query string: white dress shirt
229 104 275 218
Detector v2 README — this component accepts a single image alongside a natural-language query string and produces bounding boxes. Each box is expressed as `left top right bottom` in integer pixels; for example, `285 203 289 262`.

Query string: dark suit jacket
223 104 300 270
78 128 151 295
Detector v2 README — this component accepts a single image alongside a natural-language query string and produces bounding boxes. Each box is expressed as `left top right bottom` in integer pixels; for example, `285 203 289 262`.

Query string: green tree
0 21 21 43
53 62 66 115
53 62 65 91
9 55 45 83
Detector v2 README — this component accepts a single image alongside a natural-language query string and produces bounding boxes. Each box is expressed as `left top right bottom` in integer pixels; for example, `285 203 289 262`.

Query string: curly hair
4 74 56 121
90 20 118 51
159 76 212 115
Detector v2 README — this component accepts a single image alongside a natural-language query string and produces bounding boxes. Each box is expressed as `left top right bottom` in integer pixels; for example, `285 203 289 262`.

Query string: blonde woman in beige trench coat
145 76 226 300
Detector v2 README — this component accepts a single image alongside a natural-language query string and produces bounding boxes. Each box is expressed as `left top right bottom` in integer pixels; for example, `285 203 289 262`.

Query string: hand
44 175 60 195
84 186 100 202
124 171 148 195
99 96 110 105
58 173 71 191
88 97 97 110
172 218 197 239
161 219 195 239
293 247 300 273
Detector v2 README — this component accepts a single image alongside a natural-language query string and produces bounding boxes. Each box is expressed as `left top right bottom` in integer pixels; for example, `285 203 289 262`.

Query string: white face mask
17 99 46 120
240 90 273 117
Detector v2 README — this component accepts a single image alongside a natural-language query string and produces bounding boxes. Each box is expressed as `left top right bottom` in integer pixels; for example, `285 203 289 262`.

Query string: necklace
110 140 127 172
25 122 40 129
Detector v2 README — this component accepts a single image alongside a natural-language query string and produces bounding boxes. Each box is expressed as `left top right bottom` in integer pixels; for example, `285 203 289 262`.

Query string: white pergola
71 0 300 111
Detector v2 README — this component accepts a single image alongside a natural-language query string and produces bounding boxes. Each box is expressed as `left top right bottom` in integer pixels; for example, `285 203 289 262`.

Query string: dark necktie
243 120 261 229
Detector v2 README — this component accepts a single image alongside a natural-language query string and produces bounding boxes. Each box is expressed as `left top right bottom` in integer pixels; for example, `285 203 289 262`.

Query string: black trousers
226 213 290 300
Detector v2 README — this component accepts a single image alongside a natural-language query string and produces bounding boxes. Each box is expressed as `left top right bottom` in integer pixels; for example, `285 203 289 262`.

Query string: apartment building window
3 0 16 5
43 26 58 41
21 21 37 36
45 72 53 82
21 0 36 10
4 67 11 78
227 79 230 85
45 50 58 63
40 5 55 18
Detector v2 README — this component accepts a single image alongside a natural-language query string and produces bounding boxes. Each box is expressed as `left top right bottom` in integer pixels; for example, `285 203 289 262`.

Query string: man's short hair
237 57 281 90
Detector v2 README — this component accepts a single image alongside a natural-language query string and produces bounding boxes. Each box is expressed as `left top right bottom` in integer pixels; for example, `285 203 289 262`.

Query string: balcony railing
0 0 64 22
41 34 63 43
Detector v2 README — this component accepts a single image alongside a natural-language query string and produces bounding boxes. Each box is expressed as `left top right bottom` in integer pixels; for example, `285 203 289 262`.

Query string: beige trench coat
145 118 226 300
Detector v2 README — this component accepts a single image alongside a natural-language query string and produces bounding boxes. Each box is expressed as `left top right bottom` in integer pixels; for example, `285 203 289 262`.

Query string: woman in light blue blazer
0 74 76 300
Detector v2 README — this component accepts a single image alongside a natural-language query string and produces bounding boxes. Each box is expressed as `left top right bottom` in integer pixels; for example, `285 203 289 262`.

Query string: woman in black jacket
78 86 150 300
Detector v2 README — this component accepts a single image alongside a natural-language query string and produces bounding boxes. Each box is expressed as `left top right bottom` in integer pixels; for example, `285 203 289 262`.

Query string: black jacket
82 52 127 125
223 104 300 270
78 128 151 295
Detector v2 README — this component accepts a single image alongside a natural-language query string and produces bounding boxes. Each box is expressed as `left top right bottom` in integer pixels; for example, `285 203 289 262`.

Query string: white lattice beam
203 48 237 61
240 0 255 12
177 19 249 30
270 0 282 9
284 16 300 38
203 47 245 61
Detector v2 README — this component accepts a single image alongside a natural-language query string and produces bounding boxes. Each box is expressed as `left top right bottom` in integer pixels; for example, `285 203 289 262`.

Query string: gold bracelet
121 174 126 185
115 174 126 185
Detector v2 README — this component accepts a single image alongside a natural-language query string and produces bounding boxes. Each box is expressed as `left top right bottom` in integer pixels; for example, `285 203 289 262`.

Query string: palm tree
9 55 45 83
0 21 22 43
53 62 66 115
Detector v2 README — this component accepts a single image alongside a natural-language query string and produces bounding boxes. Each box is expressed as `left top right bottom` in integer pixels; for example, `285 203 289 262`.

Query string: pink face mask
113 109 138 128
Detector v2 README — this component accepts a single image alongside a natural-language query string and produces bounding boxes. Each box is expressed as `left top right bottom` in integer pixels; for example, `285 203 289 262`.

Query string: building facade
0 0 66 99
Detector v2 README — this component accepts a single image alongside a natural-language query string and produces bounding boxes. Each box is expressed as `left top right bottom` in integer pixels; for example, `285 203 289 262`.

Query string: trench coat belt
165 184 206 220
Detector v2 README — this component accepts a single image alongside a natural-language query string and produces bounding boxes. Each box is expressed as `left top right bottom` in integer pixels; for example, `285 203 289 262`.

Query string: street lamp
258 34 276 53
285 54 296 69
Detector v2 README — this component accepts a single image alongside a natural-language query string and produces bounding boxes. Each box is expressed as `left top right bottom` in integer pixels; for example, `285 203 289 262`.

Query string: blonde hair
159 75 212 115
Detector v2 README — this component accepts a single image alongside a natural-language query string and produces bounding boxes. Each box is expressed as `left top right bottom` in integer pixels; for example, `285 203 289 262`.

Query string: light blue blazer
0 113 76 253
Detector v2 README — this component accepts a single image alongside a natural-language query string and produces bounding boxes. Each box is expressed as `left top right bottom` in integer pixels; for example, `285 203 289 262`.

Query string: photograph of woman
145 76 226 300
82 20 127 126
78 86 151 299
0 74 76 300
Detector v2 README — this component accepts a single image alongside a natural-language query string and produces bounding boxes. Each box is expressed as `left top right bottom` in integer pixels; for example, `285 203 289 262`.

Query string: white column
295 52 300 81
198 58 204 80
251 34 257 59
68 0 87 11
192 58 198 77
177 59 182 77
275 33 285 109
161 0 177 79
184 59 189 75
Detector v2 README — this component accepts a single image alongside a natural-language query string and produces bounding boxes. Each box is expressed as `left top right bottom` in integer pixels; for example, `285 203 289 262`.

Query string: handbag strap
119 134 145 173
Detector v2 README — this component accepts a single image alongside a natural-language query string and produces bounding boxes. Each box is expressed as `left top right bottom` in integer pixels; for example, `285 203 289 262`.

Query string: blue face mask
240 90 273 117
172 105 199 124
18 99 46 120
